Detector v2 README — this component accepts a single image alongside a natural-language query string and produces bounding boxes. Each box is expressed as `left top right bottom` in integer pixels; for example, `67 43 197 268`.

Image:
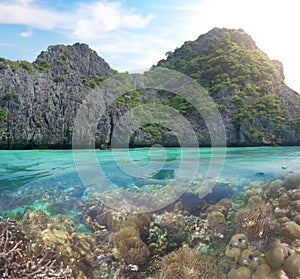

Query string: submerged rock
265 240 289 270
280 221 300 243
228 266 251 279
283 254 300 277
254 264 273 279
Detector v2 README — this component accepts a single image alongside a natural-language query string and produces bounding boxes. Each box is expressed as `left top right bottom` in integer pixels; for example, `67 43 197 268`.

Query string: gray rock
0 29 300 149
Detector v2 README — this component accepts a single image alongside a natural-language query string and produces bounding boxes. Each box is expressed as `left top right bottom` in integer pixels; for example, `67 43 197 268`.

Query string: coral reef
236 202 279 249
283 254 300 277
3 169 300 279
112 226 150 267
219 173 300 279
0 218 72 278
283 172 300 190
159 247 221 279
148 210 211 254
207 211 228 236
264 240 291 270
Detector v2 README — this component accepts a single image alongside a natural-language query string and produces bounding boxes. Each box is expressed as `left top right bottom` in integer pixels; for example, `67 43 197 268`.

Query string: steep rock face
158 27 300 146
0 43 112 148
0 28 299 149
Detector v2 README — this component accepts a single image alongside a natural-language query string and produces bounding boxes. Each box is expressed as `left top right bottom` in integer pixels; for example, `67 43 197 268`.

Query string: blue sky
0 0 300 92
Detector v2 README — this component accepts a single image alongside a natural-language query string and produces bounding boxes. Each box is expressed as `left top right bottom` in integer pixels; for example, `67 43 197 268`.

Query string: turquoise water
0 146 299 213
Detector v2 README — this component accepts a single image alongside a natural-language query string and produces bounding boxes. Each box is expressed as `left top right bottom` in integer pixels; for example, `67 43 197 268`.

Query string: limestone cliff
0 28 299 149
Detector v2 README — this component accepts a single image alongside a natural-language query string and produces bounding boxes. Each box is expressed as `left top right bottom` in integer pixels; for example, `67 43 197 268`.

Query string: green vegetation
0 58 34 74
19 60 34 74
158 28 274 95
62 48 75 58
37 117 43 124
57 59 65 65
158 92 194 115
89 48 96 55
59 48 76 63
114 90 143 108
33 60 51 72
157 28 289 135
53 75 65 82
82 76 107 88
0 108 8 122
230 93 287 131
140 123 163 138
47 45 56 51
217 104 227 113
3 90 18 100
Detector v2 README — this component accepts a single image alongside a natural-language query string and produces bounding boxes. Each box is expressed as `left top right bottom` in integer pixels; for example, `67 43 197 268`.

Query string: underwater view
1 146 300 278
1 1 300 277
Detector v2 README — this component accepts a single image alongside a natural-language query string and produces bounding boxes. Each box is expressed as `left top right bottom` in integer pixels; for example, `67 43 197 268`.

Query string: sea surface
0 146 299 215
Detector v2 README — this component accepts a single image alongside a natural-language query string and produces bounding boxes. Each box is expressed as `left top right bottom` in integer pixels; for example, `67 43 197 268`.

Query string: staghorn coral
236 202 279 249
159 247 221 279
0 218 72 278
17 209 110 278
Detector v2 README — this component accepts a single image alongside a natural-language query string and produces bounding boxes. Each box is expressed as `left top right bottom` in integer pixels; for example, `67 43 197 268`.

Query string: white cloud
0 0 153 36
1 0 299 92
72 2 153 40
0 0 155 71
0 1 71 30
20 28 33 37
88 31 172 72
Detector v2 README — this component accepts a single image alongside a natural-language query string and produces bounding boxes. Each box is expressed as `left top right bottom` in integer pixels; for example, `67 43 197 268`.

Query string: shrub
33 60 51 72
3 90 18 100
53 75 65 82
0 108 8 121
18 60 34 74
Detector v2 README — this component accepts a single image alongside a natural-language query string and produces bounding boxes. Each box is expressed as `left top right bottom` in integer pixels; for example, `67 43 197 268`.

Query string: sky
0 0 300 92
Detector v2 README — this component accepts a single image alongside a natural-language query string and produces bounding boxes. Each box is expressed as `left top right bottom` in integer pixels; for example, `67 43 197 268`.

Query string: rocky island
0 27 299 149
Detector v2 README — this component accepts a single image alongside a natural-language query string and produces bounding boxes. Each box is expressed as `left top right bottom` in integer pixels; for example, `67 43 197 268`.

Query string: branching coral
159 247 221 279
0 218 72 278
